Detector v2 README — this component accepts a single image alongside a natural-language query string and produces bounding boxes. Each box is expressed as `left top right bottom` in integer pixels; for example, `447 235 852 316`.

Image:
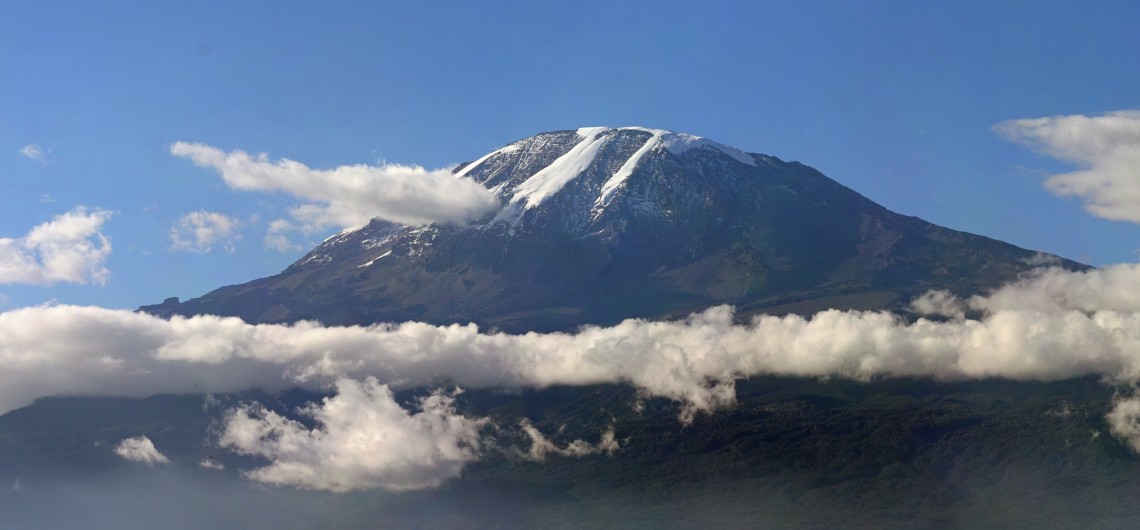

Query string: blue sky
1 0 1138 310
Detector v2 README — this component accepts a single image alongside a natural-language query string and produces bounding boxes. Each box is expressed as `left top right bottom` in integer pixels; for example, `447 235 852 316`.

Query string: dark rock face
142 127 1083 331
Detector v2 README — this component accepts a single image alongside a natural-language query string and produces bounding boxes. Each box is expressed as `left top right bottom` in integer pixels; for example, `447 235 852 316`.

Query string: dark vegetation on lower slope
2 376 1136 529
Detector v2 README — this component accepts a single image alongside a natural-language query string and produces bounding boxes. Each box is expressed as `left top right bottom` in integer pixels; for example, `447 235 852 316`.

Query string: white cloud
168 142 500 238
219 377 485 492
114 436 170 466
1107 396 1140 452
0 207 114 286
966 262 1140 314
198 458 225 470
169 211 241 253
263 219 302 252
519 420 619 461
908 289 965 320
5 295 1140 419
18 144 49 164
995 110 1140 222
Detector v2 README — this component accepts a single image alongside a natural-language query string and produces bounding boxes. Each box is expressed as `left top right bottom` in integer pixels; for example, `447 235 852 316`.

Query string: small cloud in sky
995 110 1140 223
114 436 170 466
168 142 500 239
18 144 50 164
199 458 225 470
169 211 242 253
263 219 302 252
0 206 114 286
38 194 55 204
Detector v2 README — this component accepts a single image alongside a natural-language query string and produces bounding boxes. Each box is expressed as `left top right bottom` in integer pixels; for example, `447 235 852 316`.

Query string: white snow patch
619 126 670 135
660 132 756 167
320 224 366 245
358 250 393 268
576 126 611 137
596 130 664 208
454 143 520 179
509 128 611 210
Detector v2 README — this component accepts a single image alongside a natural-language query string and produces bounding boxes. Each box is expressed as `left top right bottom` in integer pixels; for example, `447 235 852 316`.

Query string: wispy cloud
263 219 303 252
0 207 114 286
168 142 500 241
114 436 170 466
18 144 49 164
519 419 619 461
198 458 225 470
995 110 1140 223
169 211 241 253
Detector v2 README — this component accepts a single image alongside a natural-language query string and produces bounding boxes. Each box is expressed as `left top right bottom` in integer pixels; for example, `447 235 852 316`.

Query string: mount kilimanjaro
143 126 1081 330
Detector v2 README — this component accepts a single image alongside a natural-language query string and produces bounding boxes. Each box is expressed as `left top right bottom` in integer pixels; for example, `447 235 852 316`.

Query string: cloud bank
996 110 1140 223
0 207 114 285
168 142 500 239
4 261 1140 489
5 274 1140 418
169 211 241 253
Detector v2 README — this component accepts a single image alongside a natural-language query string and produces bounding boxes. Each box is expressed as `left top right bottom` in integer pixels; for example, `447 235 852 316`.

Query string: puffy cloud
519 420 619 461
908 289 965 319
114 436 170 466
219 377 485 492
169 211 242 253
169 142 500 236
0 207 114 285
1107 396 1140 452
995 110 1140 222
18 144 48 164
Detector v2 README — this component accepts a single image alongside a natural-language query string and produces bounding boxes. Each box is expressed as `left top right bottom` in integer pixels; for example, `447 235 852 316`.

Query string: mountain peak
456 127 765 230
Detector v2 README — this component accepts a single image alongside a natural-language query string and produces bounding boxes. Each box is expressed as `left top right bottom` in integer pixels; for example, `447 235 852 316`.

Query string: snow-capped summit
459 127 761 229
144 128 1083 332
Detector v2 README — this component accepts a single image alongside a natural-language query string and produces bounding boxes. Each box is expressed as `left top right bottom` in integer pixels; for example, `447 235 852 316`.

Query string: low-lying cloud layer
7 261 1140 488
996 110 1140 223
0 207 114 286
168 142 500 241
